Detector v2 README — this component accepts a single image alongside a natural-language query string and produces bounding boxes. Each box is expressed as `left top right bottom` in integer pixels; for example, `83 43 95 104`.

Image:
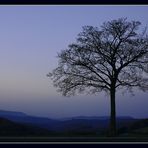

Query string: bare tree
47 18 148 136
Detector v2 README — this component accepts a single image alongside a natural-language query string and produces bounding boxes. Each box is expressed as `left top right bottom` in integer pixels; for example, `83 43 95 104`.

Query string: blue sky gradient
0 6 148 118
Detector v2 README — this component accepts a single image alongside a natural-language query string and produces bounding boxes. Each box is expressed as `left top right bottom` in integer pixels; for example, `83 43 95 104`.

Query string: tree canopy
48 18 148 96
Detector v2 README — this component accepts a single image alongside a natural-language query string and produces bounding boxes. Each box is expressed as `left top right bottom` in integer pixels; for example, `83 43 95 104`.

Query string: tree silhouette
47 18 148 136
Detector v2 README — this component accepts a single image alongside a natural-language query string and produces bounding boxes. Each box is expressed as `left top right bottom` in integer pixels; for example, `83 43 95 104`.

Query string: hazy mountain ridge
0 110 27 117
0 110 136 132
0 110 147 137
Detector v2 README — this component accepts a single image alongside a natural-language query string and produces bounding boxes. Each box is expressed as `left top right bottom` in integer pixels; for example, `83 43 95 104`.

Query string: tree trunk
109 86 116 136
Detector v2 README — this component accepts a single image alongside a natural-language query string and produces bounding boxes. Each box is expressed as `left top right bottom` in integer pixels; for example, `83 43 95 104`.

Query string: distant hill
0 110 137 135
0 110 26 117
0 110 60 130
0 110 148 138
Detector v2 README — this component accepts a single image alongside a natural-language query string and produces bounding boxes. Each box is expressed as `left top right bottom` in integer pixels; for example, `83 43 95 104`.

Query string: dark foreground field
0 118 148 142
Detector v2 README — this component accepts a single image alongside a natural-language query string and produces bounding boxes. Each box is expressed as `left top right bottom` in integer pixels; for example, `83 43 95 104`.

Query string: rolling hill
0 110 139 136
0 110 147 141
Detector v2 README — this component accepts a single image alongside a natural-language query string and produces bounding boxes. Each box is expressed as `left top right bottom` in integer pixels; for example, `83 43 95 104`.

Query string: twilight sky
0 5 148 119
